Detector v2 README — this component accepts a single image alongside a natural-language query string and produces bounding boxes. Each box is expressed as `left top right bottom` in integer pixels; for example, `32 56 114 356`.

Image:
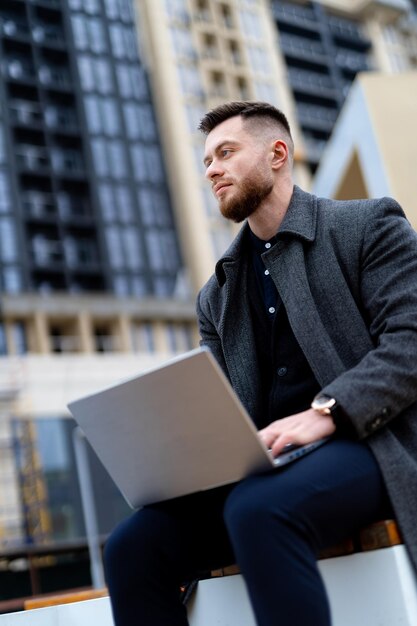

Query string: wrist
311 395 356 437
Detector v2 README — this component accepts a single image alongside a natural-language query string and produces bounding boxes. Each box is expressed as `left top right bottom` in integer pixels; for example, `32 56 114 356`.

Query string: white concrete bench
0 545 416 626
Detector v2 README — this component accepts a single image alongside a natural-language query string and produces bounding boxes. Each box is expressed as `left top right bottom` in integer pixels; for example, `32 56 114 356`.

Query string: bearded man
104 101 417 626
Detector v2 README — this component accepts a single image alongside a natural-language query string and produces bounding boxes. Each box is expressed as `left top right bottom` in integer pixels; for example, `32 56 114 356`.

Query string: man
104 101 417 626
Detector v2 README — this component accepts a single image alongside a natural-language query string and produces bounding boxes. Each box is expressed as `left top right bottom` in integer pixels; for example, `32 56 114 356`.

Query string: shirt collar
248 228 278 254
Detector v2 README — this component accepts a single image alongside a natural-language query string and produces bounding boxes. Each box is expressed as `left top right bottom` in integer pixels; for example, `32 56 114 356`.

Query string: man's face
203 116 273 223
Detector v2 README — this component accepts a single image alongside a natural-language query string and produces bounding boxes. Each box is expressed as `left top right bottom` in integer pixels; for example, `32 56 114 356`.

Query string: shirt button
265 242 271 249
268 306 275 314
264 269 269 276
277 367 287 377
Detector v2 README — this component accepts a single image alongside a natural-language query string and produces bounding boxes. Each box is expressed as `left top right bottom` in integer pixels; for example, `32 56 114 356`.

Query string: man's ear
271 140 288 170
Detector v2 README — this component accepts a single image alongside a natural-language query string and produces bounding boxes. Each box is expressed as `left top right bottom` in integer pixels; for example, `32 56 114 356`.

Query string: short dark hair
198 101 292 138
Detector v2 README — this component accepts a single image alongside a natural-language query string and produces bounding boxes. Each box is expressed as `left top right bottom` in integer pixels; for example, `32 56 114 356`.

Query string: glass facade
0 0 183 297
69 0 182 297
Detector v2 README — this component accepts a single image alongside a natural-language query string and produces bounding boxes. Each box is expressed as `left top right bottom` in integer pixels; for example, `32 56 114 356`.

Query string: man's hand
258 408 336 458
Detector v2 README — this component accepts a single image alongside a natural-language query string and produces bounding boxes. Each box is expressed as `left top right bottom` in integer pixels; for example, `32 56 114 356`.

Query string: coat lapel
214 232 263 421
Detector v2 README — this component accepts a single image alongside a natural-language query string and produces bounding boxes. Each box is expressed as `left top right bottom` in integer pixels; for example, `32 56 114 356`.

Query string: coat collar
215 185 317 286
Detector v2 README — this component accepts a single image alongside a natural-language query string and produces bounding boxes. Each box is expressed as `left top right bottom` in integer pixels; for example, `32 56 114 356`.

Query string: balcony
287 68 337 99
272 2 320 33
9 100 43 127
32 24 65 47
64 239 99 271
279 33 327 62
44 106 78 132
296 103 338 133
28 0 61 8
329 17 371 51
3 58 36 83
335 50 369 72
1 19 31 41
57 193 91 221
23 191 56 220
31 236 64 267
15 145 50 171
38 65 72 90
51 149 84 176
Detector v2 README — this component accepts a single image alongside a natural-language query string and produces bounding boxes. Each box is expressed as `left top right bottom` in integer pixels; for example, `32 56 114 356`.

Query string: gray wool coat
196 185 417 574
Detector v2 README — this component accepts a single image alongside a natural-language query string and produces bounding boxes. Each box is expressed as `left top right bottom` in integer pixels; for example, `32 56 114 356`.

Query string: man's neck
248 183 294 241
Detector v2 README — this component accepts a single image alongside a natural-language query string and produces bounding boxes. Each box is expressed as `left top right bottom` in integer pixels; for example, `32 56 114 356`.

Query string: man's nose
205 160 223 181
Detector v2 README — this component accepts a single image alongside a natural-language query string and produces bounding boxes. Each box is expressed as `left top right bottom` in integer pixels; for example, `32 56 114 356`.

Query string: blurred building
0 0 197 559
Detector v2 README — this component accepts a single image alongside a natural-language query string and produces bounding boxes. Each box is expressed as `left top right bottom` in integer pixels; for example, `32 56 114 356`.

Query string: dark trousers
104 439 392 626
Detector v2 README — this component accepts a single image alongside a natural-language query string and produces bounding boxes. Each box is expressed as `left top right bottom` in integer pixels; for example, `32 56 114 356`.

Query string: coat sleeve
196 287 228 377
321 197 417 439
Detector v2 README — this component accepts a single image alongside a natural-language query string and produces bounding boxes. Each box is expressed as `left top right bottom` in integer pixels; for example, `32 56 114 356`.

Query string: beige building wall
359 71 417 223
313 71 417 227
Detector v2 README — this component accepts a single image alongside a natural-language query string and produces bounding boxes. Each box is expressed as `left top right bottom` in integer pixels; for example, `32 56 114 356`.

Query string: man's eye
222 149 231 157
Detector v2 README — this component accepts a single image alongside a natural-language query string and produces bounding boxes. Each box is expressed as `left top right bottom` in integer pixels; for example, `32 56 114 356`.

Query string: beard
217 170 274 223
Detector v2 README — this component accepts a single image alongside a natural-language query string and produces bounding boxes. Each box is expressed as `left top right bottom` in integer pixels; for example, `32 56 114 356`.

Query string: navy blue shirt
248 229 321 428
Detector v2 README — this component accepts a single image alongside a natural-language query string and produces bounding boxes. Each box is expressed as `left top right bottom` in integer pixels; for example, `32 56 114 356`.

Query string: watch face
313 396 336 410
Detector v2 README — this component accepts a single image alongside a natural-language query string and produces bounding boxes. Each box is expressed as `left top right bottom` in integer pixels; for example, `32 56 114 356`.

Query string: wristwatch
311 395 337 416
311 395 355 437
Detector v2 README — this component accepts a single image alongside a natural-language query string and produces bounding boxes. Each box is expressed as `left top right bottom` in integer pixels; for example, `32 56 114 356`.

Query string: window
170 26 196 60
138 105 156 141
130 145 147 182
145 230 164 271
131 276 148 296
102 99 121 136
0 172 11 213
108 140 127 179
89 19 106 54
138 188 172 227
165 323 193 352
105 226 124 269
84 95 102 133
131 67 148 100
104 0 118 20
119 0 134 23
122 228 143 270
110 24 126 58
78 56 95 91
92 138 109 176
99 183 116 221
3 266 22 293
0 323 7 355
116 64 131 98
123 103 156 140
132 322 154 352
0 128 6 164
113 274 129 295
85 0 100 15
12 321 27 353
72 15 88 50
138 187 155 226
0 218 17 262
178 65 204 97
239 9 262 40
123 102 140 139
143 146 163 183
115 186 134 223
95 59 114 94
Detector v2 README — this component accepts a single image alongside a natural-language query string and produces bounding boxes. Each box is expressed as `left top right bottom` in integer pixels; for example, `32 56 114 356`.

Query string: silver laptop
67 347 328 509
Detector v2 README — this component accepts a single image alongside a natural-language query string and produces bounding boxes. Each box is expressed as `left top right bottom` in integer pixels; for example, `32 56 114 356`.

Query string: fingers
258 409 336 457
